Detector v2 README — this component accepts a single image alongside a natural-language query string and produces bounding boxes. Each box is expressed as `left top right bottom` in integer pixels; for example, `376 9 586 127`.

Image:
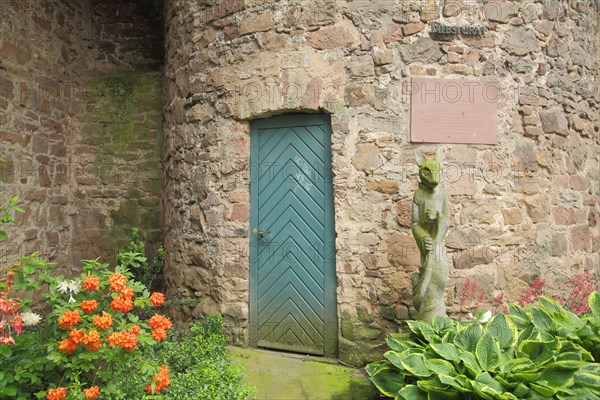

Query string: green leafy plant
117 228 163 290
367 292 600 400
0 158 25 239
0 195 25 240
3 256 173 399
145 313 255 400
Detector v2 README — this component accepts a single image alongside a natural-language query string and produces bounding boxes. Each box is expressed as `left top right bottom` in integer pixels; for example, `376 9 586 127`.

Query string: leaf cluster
144 314 255 400
117 228 164 290
367 292 600 400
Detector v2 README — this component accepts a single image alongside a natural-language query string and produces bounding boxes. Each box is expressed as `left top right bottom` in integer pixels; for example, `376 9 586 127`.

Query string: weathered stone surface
540 108 569 135
352 144 382 173
349 55 375 77
442 1 463 17
367 180 398 194
306 25 355 49
344 84 375 107
395 200 412 228
387 233 421 269
502 28 540 55
403 22 425 36
399 37 443 63
502 207 523 225
453 246 497 269
239 13 275 36
542 0 561 20
571 226 591 251
372 48 393 65
383 24 403 43
484 1 519 23
360 252 379 270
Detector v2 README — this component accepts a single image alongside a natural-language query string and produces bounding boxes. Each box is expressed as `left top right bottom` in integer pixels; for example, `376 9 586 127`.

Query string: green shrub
0 322 64 399
117 228 163 290
146 314 254 400
367 292 600 400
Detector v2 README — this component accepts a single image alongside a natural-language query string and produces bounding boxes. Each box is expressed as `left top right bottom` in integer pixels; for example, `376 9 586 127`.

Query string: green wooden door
250 114 337 357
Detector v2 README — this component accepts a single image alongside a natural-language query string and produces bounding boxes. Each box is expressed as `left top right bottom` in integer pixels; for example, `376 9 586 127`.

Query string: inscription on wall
431 23 485 36
410 78 498 144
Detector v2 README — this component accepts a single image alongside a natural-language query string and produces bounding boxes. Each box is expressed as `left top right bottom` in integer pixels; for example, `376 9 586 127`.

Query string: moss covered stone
80 71 163 260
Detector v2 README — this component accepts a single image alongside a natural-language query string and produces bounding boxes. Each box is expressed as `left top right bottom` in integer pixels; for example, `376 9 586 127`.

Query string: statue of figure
411 149 450 322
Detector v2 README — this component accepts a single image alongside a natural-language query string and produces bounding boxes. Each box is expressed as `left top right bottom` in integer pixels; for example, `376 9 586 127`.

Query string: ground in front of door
230 347 380 399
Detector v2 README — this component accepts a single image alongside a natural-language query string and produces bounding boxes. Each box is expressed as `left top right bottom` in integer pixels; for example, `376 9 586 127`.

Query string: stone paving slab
230 347 380 400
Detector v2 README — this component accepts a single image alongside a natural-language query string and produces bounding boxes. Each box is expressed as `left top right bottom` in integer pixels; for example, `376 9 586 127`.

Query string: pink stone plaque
410 77 497 144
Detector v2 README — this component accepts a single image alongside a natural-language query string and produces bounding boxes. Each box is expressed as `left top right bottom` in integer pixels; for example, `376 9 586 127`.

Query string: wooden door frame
248 113 338 358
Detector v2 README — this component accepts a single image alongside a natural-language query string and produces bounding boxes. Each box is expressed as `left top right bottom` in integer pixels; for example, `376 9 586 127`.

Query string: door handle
258 229 271 237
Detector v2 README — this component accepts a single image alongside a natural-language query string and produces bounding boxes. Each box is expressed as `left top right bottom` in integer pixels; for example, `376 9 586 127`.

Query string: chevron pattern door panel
250 114 337 357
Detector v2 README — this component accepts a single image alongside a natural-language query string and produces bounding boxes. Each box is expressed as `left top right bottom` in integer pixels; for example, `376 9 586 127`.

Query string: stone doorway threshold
230 347 380 400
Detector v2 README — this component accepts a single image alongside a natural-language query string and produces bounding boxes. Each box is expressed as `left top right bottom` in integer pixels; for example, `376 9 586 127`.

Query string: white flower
21 312 42 326
67 280 81 294
479 310 493 323
68 295 76 303
56 280 70 294
56 279 81 295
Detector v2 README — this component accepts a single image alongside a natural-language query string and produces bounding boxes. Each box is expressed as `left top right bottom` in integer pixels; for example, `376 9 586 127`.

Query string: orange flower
58 310 81 329
107 331 122 347
93 312 112 330
107 330 137 351
110 293 133 313
150 292 165 307
82 275 100 291
146 365 170 394
152 328 166 341
80 300 98 314
148 314 172 331
83 329 102 352
83 386 100 399
120 330 138 351
109 273 127 292
58 338 77 354
130 324 141 336
47 387 68 400
68 328 85 344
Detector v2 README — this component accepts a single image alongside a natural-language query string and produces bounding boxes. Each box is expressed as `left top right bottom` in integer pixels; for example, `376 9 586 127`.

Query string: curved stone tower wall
163 0 599 365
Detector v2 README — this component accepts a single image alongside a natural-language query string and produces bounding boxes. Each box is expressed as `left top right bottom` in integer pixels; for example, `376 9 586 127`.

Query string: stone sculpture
411 149 450 322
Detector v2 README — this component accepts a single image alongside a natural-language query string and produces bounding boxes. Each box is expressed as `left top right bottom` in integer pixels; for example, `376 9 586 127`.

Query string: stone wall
0 1 91 267
163 0 599 365
72 72 163 265
0 0 164 270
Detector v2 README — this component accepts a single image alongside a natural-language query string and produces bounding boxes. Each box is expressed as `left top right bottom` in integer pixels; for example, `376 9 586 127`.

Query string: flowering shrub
0 267 23 344
518 277 547 308
460 271 598 317
3 256 173 399
517 271 598 315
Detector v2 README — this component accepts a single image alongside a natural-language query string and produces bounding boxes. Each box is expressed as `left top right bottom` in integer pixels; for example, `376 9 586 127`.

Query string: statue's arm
435 191 450 239
411 198 431 251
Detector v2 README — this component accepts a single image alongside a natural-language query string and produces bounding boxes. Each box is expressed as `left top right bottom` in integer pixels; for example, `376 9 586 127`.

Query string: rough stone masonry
162 0 599 365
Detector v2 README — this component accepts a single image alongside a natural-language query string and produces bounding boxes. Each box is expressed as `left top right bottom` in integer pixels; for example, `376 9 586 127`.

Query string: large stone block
540 108 569 135
399 37 443 63
352 143 382 173
502 28 540 56
484 1 519 23
387 233 420 270
306 25 355 50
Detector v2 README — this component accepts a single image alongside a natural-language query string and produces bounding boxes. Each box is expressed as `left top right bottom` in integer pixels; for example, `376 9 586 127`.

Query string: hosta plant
367 292 600 400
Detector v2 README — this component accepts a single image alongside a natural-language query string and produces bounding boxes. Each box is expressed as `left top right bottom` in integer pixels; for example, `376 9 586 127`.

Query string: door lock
258 229 271 237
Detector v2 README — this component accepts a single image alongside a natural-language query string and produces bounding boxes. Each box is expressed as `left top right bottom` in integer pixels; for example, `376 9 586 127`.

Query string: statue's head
416 149 444 189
